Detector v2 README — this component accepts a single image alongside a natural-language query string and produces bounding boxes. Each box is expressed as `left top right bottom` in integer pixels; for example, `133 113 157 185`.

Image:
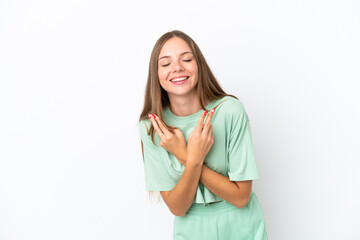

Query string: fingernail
210 108 215 113
148 114 152 118
203 110 209 115
152 114 156 119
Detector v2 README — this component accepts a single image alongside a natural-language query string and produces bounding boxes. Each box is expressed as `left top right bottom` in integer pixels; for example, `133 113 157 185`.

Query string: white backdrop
1 0 359 239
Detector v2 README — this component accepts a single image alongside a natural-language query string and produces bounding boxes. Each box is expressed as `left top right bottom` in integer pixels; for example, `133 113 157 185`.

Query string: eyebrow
158 51 193 60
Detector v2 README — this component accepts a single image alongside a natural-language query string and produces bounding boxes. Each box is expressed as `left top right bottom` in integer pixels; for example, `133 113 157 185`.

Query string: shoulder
139 119 152 142
215 96 247 118
139 119 160 149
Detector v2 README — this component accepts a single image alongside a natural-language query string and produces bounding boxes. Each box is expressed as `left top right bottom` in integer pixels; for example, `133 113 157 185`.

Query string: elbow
162 193 187 217
170 208 186 217
234 195 251 209
168 204 188 217
174 212 186 217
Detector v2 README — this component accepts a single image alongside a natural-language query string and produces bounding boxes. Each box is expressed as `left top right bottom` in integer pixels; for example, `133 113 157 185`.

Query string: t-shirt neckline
163 97 225 124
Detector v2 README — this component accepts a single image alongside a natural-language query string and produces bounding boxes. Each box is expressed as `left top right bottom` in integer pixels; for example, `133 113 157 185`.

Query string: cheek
157 69 169 89
157 69 166 82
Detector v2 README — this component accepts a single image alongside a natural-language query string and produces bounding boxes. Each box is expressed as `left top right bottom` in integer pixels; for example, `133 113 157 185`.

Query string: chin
168 89 197 97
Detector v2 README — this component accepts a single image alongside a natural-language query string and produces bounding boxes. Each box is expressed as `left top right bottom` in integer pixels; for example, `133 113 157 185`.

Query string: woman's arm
177 154 252 208
200 165 252 208
148 110 215 216
160 162 202 217
148 110 252 210
141 140 202 217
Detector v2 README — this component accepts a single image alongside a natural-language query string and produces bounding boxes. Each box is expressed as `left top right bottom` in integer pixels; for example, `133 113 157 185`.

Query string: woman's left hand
148 114 187 165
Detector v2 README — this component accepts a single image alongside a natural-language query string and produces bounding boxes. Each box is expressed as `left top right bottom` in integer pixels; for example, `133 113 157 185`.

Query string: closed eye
160 59 192 67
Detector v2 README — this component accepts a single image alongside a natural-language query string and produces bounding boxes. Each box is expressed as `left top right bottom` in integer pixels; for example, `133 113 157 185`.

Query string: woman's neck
168 94 207 117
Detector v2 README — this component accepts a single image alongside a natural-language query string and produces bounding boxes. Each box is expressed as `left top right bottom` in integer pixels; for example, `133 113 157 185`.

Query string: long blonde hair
139 30 237 144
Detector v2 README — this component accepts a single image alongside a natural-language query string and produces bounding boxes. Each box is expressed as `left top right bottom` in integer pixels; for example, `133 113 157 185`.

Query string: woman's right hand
186 108 215 166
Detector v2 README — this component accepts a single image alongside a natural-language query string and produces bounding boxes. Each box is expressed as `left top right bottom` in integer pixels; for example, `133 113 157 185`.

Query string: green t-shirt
139 96 259 205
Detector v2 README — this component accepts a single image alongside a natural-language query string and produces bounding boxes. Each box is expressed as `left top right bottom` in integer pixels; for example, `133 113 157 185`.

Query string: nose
172 59 184 72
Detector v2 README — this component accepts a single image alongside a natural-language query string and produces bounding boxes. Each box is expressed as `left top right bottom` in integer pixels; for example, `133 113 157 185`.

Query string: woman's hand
148 114 187 165
186 108 215 166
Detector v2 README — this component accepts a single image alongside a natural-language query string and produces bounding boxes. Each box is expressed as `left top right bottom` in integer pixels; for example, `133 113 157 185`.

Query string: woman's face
157 37 198 99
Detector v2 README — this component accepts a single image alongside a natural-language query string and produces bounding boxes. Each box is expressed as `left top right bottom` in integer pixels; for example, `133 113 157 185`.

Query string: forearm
200 164 252 208
177 155 251 208
165 162 202 216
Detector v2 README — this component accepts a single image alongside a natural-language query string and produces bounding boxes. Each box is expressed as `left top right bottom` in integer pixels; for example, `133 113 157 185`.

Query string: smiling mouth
170 76 189 82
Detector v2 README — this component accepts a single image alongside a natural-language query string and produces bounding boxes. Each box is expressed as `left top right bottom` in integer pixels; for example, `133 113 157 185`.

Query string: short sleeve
227 102 260 181
139 120 177 191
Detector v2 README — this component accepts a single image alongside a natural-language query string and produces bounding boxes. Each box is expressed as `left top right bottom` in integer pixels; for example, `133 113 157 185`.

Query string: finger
203 108 215 133
148 114 165 139
203 123 213 137
195 110 209 132
152 114 173 138
205 124 213 141
209 126 214 144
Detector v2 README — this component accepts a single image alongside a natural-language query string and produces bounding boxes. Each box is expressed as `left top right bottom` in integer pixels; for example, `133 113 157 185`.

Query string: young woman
138 30 268 240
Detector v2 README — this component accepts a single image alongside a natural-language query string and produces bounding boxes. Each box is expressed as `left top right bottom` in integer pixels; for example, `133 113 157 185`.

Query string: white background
1 0 359 239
